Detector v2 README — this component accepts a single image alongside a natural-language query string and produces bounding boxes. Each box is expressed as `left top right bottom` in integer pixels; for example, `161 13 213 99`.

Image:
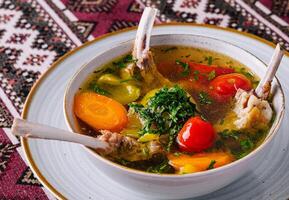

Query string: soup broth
74 45 273 174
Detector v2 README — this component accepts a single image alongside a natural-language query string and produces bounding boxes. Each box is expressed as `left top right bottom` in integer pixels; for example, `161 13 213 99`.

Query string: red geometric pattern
60 0 142 37
23 54 48 66
180 0 201 9
6 33 31 44
0 0 288 199
66 0 118 13
0 128 48 199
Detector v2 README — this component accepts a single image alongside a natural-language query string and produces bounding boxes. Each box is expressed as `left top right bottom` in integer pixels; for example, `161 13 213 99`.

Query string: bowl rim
63 33 286 178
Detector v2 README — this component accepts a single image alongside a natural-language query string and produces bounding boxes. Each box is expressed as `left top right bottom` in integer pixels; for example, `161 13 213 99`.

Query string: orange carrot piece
74 92 128 132
168 152 234 174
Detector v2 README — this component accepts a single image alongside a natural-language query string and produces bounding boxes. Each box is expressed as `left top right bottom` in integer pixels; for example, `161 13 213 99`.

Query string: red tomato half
177 116 216 153
209 73 252 97
188 62 235 77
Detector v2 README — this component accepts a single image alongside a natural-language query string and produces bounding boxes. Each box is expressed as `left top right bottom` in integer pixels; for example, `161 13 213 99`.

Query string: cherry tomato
177 116 216 152
187 63 235 83
188 62 235 77
209 73 252 97
157 61 235 83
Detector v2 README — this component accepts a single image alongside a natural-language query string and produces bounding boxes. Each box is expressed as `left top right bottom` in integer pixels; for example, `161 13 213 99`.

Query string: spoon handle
255 43 284 98
12 118 109 150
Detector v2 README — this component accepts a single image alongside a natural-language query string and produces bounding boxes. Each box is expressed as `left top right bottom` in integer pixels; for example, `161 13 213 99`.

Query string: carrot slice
168 152 234 174
74 92 128 132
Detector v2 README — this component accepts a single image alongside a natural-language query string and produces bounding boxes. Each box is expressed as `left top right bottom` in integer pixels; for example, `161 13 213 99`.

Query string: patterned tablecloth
0 0 288 199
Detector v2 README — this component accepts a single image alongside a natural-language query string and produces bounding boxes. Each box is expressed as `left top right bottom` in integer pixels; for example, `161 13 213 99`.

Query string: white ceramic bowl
64 34 285 199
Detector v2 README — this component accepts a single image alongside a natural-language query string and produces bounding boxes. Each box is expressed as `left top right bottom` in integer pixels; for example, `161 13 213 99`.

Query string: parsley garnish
173 152 181 157
193 70 200 81
218 129 256 159
204 56 213 65
176 59 190 77
240 139 254 151
207 70 216 80
88 82 110 96
219 129 240 140
129 86 196 151
113 54 137 69
207 160 216 170
233 67 255 80
147 158 174 174
198 91 213 105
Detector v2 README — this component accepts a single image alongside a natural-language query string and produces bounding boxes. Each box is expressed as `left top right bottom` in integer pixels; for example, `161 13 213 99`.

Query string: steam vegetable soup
74 45 274 174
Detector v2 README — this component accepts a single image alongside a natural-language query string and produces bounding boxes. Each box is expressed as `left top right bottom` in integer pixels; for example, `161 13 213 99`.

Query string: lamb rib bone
255 43 284 99
126 7 171 91
233 43 284 129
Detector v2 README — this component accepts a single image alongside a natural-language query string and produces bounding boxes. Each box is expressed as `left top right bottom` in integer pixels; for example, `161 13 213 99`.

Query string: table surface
0 0 288 199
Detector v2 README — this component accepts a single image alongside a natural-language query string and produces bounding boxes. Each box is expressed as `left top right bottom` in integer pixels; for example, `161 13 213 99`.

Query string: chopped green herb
240 139 254 151
219 129 240 140
243 72 254 78
207 160 216 170
198 91 213 105
129 86 196 151
116 158 129 166
234 67 256 81
218 129 256 159
113 61 126 68
204 56 213 65
146 158 174 173
113 54 137 69
103 67 117 74
88 82 111 96
123 54 134 63
207 70 216 80
193 70 200 81
174 152 181 157
215 140 224 149
161 46 178 53
176 59 190 77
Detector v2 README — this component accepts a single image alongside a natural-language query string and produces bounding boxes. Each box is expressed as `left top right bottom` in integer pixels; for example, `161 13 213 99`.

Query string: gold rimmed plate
22 24 289 200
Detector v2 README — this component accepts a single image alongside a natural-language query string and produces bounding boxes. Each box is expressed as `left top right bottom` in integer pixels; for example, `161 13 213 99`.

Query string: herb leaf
113 54 136 69
198 91 213 105
207 70 216 80
193 70 200 81
204 56 213 65
207 160 216 170
88 82 110 96
240 139 254 151
218 129 256 159
219 129 240 140
176 59 190 77
146 158 174 173
129 86 196 151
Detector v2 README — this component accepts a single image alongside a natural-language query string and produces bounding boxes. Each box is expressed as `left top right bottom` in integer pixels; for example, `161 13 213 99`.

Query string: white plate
22 24 289 200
